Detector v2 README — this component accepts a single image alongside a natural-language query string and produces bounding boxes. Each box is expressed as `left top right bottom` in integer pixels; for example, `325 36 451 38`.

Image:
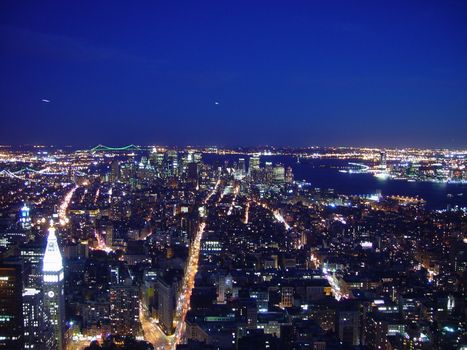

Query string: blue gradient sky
0 0 466 147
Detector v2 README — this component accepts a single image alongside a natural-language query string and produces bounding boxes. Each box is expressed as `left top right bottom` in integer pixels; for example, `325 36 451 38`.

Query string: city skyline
0 144 465 350
2 143 467 151
0 2 466 350
1 1 466 148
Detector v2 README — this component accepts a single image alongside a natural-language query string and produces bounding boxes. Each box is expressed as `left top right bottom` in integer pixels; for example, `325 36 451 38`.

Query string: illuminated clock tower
42 221 65 350
20 203 32 230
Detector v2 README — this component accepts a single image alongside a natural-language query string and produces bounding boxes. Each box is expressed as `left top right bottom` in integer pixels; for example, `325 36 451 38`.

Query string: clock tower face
48 290 55 298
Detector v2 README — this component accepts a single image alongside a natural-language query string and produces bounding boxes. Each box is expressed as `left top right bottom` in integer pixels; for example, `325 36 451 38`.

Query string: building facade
42 224 65 350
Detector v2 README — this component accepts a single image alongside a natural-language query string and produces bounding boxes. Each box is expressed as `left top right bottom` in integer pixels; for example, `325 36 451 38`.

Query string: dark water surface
203 154 467 210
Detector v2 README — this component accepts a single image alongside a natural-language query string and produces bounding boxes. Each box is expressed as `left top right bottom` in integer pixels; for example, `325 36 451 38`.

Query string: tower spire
43 221 63 272
42 220 65 350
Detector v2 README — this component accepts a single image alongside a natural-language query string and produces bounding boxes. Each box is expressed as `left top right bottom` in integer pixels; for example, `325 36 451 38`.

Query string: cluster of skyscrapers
0 145 465 350
0 221 64 349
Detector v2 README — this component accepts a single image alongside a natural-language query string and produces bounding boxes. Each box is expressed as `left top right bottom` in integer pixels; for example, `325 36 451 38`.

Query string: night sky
0 1 466 148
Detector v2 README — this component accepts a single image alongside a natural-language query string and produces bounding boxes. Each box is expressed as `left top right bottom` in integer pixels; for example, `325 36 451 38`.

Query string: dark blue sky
0 1 466 148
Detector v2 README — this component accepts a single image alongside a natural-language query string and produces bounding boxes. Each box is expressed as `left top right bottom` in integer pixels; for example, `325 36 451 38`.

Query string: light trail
171 181 220 348
92 229 114 253
93 187 100 204
66 338 90 350
204 179 221 204
272 209 291 230
311 251 349 301
227 184 240 216
172 222 206 345
323 272 349 301
140 305 172 350
255 198 346 301
216 189 225 204
253 199 291 230
243 200 250 224
140 180 220 349
58 185 78 226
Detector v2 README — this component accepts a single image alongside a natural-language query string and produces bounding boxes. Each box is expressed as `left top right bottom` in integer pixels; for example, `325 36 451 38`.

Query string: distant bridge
0 167 87 182
0 169 41 182
3 167 65 175
90 144 141 153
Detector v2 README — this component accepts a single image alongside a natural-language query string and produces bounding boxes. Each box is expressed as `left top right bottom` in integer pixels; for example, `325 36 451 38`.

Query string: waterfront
204 154 467 210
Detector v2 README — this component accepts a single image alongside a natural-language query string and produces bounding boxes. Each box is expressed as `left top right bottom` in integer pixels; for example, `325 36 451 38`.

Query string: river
203 154 466 210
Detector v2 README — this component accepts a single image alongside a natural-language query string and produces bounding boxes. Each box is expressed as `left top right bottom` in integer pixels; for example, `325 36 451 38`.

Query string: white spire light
43 221 64 274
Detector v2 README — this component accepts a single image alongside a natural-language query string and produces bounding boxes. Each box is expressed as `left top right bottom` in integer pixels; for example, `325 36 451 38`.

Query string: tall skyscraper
20 203 32 231
156 276 176 335
273 164 285 184
249 155 260 173
167 150 179 176
105 224 113 248
150 150 164 166
217 273 233 304
187 162 199 182
42 223 65 350
20 241 45 289
0 264 24 349
336 303 361 346
238 158 246 176
109 266 140 336
23 288 52 350
264 161 273 183
380 151 387 169
193 152 202 163
285 166 294 184
110 160 120 182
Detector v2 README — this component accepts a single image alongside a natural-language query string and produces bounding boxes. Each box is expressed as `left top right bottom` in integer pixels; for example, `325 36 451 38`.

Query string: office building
20 204 32 231
23 288 51 350
109 267 140 335
273 164 285 184
249 155 260 173
0 264 24 349
42 223 65 350
157 276 176 335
